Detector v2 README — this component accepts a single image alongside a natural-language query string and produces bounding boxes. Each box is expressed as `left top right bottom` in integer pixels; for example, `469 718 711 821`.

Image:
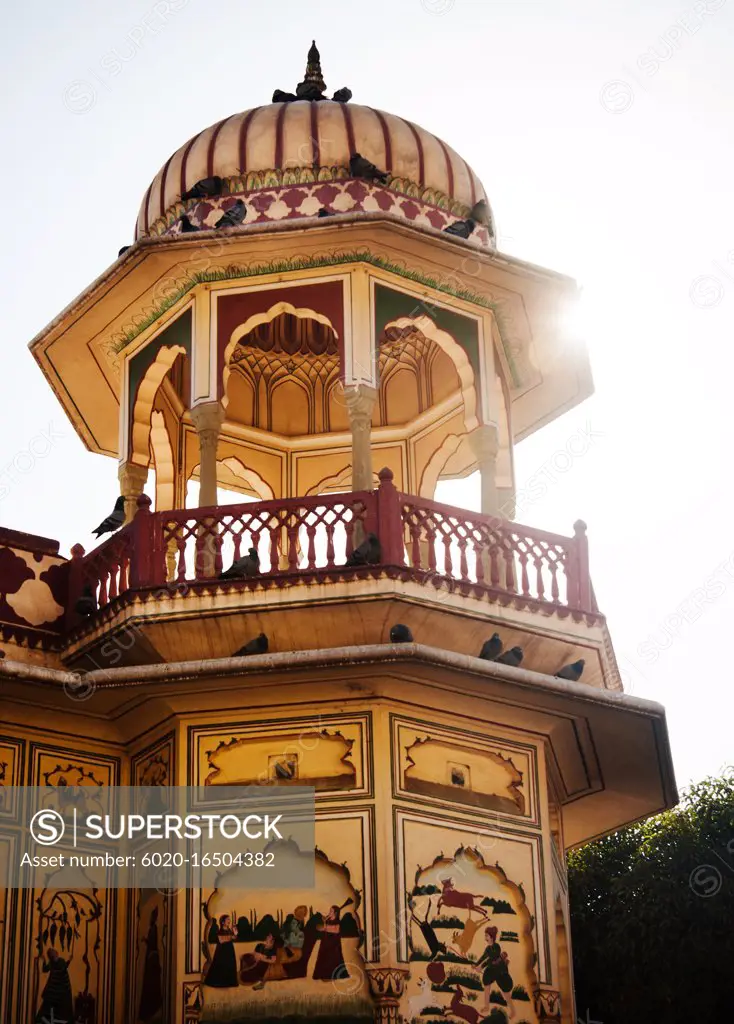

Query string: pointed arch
130 345 187 466
381 315 478 431
149 411 175 511
418 433 465 499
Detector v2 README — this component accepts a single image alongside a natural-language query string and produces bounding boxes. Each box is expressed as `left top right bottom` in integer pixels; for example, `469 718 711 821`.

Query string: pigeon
118 245 130 257
181 176 222 202
92 496 126 538
234 632 269 657
555 659 585 681
443 218 476 239
479 633 503 661
317 207 334 217
75 585 98 616
349 153 388 184
469 199 492 226
179 215 199 233
345 533 381 567
390 624 413 644
496 646 524 667
333 87 352 103
215 199 247 229
272 89 297 102
220 547 260 580
274 760 296 779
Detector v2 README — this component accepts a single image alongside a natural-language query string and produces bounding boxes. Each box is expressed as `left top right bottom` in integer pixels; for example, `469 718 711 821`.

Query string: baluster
287 518 300 570
410 521 422 568
99 574 109 607
426 524 437 571
214 531 224 576
550 561 560 602
325 518 335 568
345 518 355 562
518 552 530 595
489 545 500 586
458 537 469 580
535 556 545 600
306 524 317 569
108 561 119 600
120 556 129 593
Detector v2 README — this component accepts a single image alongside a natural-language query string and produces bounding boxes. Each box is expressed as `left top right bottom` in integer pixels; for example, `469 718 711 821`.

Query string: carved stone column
468 423 500 517
190 402 224 508
345 384 378 493
118 462 149 525
366 966 409 1024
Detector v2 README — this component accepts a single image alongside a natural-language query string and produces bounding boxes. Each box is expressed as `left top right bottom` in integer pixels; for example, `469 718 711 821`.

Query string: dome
135 46 493 246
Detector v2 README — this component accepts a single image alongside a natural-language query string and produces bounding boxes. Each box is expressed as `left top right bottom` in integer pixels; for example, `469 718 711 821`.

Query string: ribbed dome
135 101 491 241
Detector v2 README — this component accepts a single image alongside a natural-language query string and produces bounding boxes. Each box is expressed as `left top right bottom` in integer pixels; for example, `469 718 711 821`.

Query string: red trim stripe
464 160 477 206
158 157 173 219
207 117 229 177
341 103 357 155
179 133 200 205
238 107 259 177
310 102 319 166
401 118 424 185
140 181 154 235
274 103 288 168
436 137 455 201
372 108 392 172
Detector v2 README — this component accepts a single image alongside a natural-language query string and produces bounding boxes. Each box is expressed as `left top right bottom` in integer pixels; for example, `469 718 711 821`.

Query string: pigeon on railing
75 585 98 616
233 632 269 656
92 496 126 538
469 199 492 226
181 176 223 201
496 646 523 667
332 87 352 103
555 659 585 681
220 547 260 580
345 533 381 567
179 215 199 233
478 633 503 661
118 245 130 257
390 624 413 644
349 153 388 184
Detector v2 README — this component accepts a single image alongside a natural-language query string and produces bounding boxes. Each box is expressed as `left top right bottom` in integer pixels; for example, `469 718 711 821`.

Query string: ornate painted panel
191 713 372 798
395 809 551 1024
29 741 120 790
392 715 539 825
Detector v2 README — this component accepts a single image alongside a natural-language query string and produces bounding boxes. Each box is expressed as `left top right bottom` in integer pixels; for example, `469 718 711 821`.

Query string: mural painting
404 846 539 1024
198 841 371 1023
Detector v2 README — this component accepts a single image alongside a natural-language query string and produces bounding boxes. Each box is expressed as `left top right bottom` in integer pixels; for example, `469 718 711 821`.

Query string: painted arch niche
223 304 350 436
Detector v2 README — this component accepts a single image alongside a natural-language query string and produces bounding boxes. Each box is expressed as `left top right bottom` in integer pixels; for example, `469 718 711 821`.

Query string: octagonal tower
0 43 675 1024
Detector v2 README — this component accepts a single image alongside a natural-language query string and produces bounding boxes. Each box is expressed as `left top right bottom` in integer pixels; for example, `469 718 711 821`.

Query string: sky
0 0 732 791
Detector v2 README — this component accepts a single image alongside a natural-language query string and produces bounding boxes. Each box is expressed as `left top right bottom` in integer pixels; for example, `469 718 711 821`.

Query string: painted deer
450 915 485 958
437 879 489 919
448 984 482 1024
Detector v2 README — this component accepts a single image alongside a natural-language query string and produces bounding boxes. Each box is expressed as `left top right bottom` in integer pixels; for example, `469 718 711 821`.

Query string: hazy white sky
1 0 732 790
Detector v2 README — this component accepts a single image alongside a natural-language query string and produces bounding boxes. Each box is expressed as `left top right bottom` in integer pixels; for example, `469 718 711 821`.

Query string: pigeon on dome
272 42 351 104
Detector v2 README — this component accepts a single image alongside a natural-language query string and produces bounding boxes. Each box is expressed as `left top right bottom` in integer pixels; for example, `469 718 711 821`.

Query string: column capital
344 383 378 427
468 422 500 462
190 401 225 437
118 462 149 524
366 966 410 1023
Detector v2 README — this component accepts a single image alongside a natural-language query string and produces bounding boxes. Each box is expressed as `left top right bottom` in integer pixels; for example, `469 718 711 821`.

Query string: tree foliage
568 772 734 1024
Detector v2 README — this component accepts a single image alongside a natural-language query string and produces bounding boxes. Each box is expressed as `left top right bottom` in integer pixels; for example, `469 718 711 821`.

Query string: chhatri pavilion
0 43 675 1024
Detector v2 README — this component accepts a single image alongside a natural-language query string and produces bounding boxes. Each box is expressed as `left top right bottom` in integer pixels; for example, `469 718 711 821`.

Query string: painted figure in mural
239 930 288 988
281 904 308 967
448 984 484 1024
36 948 74 1024
474 926 515 1019
138 907 163 1021
437 878 489 919
204 915 238 989
312 903 349 981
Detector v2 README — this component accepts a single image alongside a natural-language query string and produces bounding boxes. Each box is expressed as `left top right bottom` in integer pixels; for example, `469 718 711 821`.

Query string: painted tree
568 772 734 1024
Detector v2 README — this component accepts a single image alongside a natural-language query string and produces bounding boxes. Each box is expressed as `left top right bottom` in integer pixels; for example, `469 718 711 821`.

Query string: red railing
66 468 593 627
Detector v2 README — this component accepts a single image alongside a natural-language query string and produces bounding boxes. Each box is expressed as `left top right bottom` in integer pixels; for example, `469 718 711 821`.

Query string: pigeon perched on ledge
496 646 524 667
75 585 98 617
179 215 199 233
317 207 334 217
92 496 125 538
479 633 503 661
469 199 492 226
345 533 381 567
215 199 247 229
390 624 413 644
349 153 388 184
220 547 260 580
118 245 130 257
181 176 222 202
333 87 352 103
234 632 269 656
555 659 585 681
443 218 476 239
